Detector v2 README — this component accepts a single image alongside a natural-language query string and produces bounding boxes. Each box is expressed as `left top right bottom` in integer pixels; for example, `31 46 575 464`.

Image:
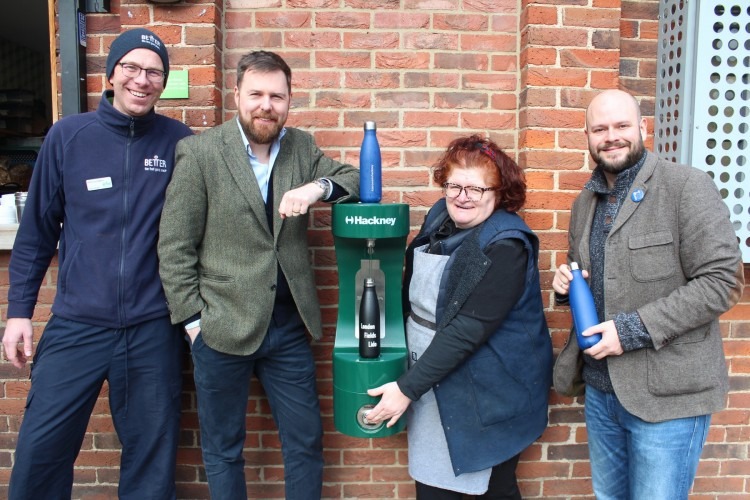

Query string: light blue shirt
236 118 286 203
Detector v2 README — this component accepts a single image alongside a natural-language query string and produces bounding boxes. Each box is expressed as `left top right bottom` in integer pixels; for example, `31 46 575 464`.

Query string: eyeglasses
442 182 497 202
118 62 166 83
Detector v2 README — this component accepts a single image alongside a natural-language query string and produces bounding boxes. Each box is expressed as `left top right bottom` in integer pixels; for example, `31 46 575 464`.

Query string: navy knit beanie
106 28 170 85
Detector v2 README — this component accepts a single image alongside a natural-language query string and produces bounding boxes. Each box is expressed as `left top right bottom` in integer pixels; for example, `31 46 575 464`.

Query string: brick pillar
517 0 622 496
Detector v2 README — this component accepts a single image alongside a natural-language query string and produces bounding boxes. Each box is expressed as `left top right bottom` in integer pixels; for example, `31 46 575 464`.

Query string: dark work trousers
190 309 324 500
9 315 184 500
415 453 523 500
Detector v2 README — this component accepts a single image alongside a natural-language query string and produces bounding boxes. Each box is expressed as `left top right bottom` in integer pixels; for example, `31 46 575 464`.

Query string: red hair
432 135 526 212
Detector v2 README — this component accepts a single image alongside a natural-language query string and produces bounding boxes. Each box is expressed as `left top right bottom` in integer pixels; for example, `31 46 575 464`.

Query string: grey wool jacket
158 121 359 355
553 152 745 422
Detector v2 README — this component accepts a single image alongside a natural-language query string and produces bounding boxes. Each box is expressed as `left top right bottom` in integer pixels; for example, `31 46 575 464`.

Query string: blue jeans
10 315 183 500
584 386 710 500
190 312 323 500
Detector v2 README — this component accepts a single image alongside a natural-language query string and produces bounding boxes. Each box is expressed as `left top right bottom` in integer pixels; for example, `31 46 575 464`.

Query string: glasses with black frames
442 183 497 202
118 62 166 83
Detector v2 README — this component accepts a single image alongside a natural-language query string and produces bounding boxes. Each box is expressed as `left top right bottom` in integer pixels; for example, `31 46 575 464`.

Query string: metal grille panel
655 1 750 261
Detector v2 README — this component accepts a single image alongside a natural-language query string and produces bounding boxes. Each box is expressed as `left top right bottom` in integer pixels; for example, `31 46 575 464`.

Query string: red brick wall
1 0 748 498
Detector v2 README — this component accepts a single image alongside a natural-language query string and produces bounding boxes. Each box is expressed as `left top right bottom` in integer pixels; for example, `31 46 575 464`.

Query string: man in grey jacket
158 51 359 499
552 89 744 500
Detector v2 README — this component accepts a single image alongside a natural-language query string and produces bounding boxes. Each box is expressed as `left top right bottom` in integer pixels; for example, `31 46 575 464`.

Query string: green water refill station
331 202 410 438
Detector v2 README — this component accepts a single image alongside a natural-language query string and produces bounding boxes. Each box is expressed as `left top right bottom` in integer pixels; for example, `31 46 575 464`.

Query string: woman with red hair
367 135 552 499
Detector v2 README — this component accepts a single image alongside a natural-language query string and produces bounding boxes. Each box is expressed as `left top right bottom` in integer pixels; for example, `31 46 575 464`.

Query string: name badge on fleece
86 177 113 191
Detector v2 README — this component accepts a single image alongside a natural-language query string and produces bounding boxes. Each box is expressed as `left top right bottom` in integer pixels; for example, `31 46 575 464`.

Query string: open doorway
0 0 53 194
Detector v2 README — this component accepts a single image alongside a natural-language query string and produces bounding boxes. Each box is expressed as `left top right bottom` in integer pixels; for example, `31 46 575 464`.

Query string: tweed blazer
553 152 744 422
158 120 359 355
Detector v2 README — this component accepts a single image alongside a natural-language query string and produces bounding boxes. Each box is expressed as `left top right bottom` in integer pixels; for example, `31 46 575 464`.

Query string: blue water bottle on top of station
359 121 382 203
569 262 602 349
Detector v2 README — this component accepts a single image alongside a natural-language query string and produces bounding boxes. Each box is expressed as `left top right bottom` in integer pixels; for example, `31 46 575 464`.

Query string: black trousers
415 453 522 500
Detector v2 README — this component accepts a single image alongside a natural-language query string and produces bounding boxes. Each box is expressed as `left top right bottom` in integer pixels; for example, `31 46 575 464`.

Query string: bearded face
585 90 649 176
234 69 290 147
590 135 646 174
239 108 284 146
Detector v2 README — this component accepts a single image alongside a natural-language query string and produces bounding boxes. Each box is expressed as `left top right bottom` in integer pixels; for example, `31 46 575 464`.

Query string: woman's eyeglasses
442 182 496 202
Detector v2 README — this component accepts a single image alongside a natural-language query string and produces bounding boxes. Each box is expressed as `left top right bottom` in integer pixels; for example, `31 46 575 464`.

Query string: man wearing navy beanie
4 28 192 500
106 27 171 86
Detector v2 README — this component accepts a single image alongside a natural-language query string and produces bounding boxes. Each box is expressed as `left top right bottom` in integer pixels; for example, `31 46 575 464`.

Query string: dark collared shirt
582 152 654 393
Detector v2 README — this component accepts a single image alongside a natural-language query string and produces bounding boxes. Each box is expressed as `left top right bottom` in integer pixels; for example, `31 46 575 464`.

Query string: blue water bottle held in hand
569 262 602 349
359 121 382 203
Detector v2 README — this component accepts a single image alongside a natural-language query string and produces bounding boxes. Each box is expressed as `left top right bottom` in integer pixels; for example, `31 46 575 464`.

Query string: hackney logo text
345 215 396 226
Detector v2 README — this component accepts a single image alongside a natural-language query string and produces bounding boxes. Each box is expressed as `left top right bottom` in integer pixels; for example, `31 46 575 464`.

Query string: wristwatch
315 178 332 200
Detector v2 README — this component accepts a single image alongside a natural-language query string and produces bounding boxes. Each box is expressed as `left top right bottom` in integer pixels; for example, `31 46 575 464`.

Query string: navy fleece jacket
8 91 193 328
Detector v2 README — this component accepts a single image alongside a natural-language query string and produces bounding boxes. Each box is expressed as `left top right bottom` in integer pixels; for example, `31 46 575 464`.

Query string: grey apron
406 244 491 494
